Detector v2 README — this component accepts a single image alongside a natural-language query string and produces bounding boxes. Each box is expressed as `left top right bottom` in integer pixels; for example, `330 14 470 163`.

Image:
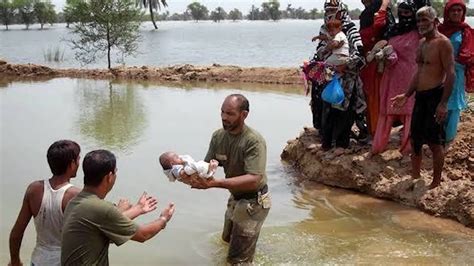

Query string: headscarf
359 0 396 40
438 0 470 38
439 0 474 84
318 0 364 66
312 0 366 112
387 0 417 38
360 0 383 29
413 0 431 10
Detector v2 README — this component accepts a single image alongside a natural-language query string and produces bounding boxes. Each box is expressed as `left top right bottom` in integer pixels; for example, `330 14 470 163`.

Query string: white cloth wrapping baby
163 155 215 182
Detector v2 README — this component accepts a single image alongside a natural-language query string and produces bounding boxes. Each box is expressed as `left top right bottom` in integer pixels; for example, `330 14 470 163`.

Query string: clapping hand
136 192 158 215
116 198 132 212
159 202 175 222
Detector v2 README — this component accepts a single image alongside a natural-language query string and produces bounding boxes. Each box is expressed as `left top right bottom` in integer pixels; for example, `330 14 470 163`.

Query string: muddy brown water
1 78 473 265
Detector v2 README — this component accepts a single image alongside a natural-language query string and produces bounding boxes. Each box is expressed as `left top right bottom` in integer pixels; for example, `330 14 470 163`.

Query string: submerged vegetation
43 46 64 62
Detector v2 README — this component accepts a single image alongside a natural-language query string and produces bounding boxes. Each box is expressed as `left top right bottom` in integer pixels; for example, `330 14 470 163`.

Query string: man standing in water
9 140 81 266
184 94 271 265
392 6 455 189
61 149 175 265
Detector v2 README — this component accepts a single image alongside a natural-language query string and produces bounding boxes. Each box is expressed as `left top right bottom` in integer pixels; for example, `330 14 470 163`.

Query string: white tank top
31 180 73 266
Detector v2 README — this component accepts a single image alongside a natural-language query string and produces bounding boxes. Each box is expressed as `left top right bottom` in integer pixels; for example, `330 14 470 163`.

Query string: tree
76 80 147 151
187 1 208 21
228 8 242 21
247 5 263 20
63 0 82 28
69 0 143 69
137 0 166 30
15 0 35 29
431 0 444 17
0 0 15 30
261 0 280 21
210 6 226 22
34 0 55 29
348 8 361 19
309 8 323 19
284 3 294 19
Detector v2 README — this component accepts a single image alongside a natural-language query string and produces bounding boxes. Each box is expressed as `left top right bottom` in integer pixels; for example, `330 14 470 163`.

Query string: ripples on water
1 78 473 265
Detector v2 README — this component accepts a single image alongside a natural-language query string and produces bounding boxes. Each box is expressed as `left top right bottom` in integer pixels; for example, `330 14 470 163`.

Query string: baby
312 19 349 68
159 151 218 182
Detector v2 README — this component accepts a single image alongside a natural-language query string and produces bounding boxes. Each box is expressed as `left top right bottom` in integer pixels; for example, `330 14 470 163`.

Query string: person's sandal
382 45 393 56
366 39 388 63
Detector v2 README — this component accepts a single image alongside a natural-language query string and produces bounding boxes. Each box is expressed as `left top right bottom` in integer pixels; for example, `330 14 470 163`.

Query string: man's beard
418 23 435 35
222 121 238 131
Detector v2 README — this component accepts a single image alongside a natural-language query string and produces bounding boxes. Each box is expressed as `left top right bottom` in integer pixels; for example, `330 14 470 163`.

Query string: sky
51 0 474 14
51 0 366 13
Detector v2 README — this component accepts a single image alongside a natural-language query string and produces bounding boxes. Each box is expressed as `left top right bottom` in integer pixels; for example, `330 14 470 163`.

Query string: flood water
1 78 473 265
0 20 321 69
1 19 474 69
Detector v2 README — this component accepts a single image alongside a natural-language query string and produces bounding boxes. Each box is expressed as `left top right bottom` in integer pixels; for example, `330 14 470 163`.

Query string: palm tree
138 0 167 29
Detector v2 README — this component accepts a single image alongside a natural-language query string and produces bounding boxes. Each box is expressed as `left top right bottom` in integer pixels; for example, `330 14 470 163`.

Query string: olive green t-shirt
61 191 138 266
204 125 267 196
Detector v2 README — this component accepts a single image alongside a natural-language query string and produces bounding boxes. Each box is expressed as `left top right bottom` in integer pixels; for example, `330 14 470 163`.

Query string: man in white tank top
8 140 81 266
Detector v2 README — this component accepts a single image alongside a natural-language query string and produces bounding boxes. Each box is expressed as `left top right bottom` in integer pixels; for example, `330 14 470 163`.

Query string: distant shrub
43 46 65 62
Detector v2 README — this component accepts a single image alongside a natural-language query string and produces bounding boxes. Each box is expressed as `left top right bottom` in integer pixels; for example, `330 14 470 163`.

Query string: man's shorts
222 192 271 265
411 85 446 155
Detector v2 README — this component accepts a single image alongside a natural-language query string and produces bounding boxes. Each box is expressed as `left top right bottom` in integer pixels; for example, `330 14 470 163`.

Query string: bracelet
159 216 167 229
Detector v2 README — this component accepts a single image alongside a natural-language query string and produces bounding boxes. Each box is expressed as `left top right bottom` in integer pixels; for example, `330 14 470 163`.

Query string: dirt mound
0 61 56 77
281 115 474 228
0 61 302 85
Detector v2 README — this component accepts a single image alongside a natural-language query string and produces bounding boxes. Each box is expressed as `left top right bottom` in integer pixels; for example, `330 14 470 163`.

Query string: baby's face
328 27 340 37
169 153 184 165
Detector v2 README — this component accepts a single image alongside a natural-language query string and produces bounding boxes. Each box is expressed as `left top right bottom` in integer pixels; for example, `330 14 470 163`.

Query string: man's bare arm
436 38 455 123
131 203 175 243
189 173 262 192
9 186 34 266
122 192 158 220
62 186 80 212
439 39 455 105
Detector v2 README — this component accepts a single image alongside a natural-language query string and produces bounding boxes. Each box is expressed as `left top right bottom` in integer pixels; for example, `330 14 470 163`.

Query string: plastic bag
322 75 344 105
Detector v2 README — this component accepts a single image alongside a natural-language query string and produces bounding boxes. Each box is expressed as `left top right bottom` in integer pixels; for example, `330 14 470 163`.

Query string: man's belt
233 184 268 201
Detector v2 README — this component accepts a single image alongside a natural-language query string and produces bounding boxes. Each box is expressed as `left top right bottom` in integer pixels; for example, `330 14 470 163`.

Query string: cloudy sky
51 0 366 13
51 0 474 15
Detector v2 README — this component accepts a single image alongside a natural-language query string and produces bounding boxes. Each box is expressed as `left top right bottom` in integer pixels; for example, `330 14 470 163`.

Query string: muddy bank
0 60 302 84
281 115 474 228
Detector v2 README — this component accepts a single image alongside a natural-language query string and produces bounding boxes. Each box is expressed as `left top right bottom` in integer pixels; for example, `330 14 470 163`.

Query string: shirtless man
9 140 82 266
392 6 455 189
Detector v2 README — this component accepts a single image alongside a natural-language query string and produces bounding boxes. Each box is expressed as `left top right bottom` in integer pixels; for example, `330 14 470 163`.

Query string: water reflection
268 180 474 265
75 80 147 152
136 79 304 95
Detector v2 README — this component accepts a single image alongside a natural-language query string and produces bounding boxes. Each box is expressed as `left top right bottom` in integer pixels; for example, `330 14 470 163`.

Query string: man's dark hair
83 150 116 187
228 94 250 112
47 140 81 175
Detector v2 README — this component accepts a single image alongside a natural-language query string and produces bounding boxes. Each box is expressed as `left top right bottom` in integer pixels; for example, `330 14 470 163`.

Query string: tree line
2 0 474 30
155 1 361 22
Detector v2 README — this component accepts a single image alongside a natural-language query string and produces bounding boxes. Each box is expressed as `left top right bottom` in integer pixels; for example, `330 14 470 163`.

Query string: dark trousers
321 102 353 149
310 82 323 130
